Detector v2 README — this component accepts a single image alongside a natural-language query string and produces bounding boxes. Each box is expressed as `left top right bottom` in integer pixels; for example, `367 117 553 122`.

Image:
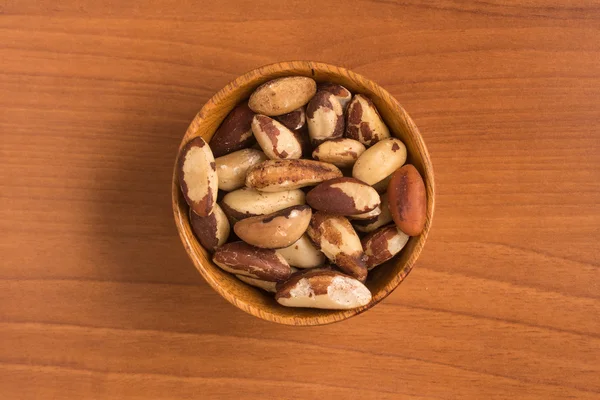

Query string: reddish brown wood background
1 1 599 399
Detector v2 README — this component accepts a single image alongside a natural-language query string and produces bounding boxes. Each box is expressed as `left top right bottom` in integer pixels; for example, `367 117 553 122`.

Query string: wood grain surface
1 1 599 399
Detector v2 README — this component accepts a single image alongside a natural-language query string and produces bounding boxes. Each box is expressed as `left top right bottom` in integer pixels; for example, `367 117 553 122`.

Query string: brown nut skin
361 224 409 269
345 94 390 146
354 192 392 232
215 148 268 192
312 138 366 168
234 205 312 249
317 82 352 111
306 177 380 215
245 159 343 192
306 91 345 145
275 107 306 131
189 204 230 253
177 136 218 217
249 76 317 116
209 103 256 157
306 212 368 282
213 241 292 282
251 115 303 160
388 164 427 236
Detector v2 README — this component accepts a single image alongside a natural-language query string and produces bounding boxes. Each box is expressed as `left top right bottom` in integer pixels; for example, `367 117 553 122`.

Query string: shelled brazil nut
177 75 427 310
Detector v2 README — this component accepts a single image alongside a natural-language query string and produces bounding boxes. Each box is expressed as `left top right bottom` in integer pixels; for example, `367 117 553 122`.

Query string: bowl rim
172 60 435 325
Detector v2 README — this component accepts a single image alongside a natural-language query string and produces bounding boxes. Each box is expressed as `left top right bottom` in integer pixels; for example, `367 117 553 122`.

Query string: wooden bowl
172 61 435 325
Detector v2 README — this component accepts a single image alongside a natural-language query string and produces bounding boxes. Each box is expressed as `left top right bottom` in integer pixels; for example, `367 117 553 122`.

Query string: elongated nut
275 269 371 309
354 192 392 232
221 187 305 223
249 76 317 116
348 204 382 221
251 115 303 160
306 177 380 215
189 204 230 253
362 224 409 269
213 242 292 281
246 159 342 192
177 137 218 217
317 82 352 111
276 234 326 269
234 205 312 249
306 91 344 145
352 138 407 185
215 148 267 191
306 212 367 282
312 138 366 168
345 94 390 146
388 164 427 236
209 102 255 157
236 266 298 293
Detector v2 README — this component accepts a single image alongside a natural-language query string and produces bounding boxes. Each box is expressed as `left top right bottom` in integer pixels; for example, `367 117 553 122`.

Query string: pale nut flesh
312 138 366 168
354 192 392 232
215 148 268 191
177 137 218 217
345 94 391 146
306 90 344 145
275 269 371 310
306 177 381 215
220 187 305 223
251 115 303 160
213 241 292 282
189 204 230 253
233 205 312 249
275 234 326 269
361 224 409 269
306 212 368 282
248 76 317 116
352 138 407 185
245 159 343 192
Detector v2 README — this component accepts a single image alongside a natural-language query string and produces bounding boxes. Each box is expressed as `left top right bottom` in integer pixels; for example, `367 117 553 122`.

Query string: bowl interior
172 61 435 325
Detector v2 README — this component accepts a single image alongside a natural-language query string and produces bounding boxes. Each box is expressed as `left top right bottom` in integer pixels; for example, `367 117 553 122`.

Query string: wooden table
1 1 599 399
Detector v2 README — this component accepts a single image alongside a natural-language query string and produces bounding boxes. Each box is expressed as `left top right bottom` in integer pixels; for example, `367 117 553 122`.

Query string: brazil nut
189 204 230 253
361 224 409 269
215 148 268 191
249 76 317 116
221 187 305 223
233 205 312 249
275 234 326 269
177 136 218 217
306 212 367 282
252 115 303 160
354 192 392 232
352 138 407 185
209 102 256 157
388 164 427 236
312 138 366 168
306 90 345 145
213 241 292 281
245 159 343 192
306 177 380 215
345 94 391 146
317 82 352 111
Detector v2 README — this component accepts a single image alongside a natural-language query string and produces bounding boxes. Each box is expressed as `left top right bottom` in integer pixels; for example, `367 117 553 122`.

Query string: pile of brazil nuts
177 76 426 310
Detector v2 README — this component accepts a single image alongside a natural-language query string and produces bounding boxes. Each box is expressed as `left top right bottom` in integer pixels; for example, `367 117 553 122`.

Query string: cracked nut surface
275 268 371 309
177 136 218 217
245 159 342 192
306 212 367 282
306 177 380 215
213 241 292 281
248 76 317 116
233 205 312 249
352 138 407 185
